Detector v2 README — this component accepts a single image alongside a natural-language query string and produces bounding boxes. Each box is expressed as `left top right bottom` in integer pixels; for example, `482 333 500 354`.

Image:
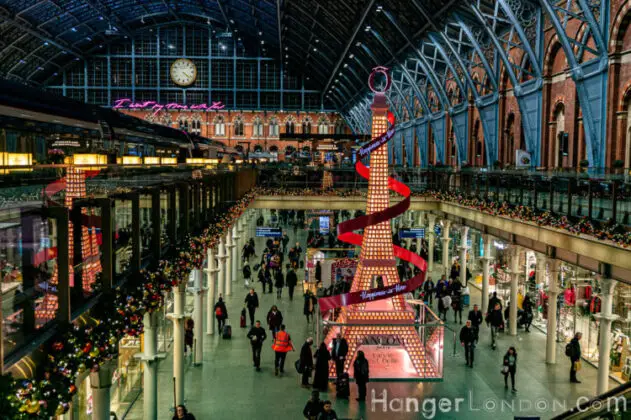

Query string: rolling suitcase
336 373 350 399
222 322 232 339
240 309 247 328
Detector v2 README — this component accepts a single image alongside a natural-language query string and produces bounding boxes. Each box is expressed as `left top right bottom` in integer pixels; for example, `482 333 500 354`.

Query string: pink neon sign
112 98 225 116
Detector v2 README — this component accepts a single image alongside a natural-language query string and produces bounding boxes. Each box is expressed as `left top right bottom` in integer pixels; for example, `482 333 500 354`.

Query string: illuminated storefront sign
112 98 225 116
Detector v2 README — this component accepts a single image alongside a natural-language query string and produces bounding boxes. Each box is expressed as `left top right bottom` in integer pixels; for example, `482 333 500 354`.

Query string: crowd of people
175 210 587 419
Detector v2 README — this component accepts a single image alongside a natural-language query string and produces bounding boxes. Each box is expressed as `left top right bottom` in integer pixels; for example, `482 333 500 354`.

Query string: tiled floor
125 214 615 420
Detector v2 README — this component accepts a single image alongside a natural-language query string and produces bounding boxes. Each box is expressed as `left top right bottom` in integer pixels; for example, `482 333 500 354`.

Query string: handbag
574 361 582 371
501 366 509 375
295 359 304 374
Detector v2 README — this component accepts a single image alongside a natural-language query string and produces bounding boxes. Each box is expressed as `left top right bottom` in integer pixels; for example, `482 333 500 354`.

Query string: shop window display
530 259 631 384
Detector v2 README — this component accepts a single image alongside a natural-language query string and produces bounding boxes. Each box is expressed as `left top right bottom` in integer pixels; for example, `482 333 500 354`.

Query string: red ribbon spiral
318 111 427 312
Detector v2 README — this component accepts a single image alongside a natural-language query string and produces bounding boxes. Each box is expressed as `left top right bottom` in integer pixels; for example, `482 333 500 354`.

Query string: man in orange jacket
272 324 295 376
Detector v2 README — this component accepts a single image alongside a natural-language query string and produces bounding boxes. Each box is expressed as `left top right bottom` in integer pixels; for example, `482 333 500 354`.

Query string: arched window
335 120 345 135
178 117 190 132
269 117 279 137
285 118 295 135
214 115 225 137
191 117 202 135
318 116 329 135
302 117 312 134
234 116 244 136
160 112 172 127
252 116 263 137
553 104 565 168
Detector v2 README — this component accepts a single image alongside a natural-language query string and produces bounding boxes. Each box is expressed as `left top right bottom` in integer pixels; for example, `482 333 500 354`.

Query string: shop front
530 260 631 384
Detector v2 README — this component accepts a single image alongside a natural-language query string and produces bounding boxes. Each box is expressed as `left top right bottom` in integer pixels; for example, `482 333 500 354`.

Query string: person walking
266 305 283 339
468 304 483 343
452 293 463 324
244 288 259 327
460 320 476 367
331 333 348 378
286 264 298 301
423 277 435 305
438 292 451 322
265 265 273 294
282 231 290 253
315 261 322 284
304 290 318 323
300 337 315 387
568 332 582 383
275 267 285 299
521 295 534 332
353 350 370 402
258 263 267 294
487 302 504 350
246 320 267 371
214 296 228 333
435 275 448 299
243 261 252 288
303 390 324 420
502 346 518 392
488 291 502 312
317 401 338 420
271 324 295 376
184 318 194 356
173 405 196 420
313 342 331 392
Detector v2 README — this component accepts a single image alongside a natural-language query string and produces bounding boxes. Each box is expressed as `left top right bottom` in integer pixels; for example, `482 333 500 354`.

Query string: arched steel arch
538 0 609 169
467 0 544 167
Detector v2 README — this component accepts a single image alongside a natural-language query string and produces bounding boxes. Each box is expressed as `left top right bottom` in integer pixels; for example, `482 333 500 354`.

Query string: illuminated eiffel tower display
325 69 441 380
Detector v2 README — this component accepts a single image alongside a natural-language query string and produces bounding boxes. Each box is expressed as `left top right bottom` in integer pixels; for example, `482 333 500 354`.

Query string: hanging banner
319 274 424 313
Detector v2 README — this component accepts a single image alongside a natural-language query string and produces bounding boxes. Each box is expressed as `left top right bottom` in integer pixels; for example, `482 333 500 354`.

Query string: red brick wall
117 109 347 152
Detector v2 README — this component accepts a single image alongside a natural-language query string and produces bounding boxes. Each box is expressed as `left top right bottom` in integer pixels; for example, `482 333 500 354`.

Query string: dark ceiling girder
276 0 283 62
321 0 377 100
216 0 233 30
83 0 134 37
0 8 85 59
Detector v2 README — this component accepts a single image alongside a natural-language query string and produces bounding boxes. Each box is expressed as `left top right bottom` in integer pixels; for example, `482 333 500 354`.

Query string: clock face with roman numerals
170 59 197 87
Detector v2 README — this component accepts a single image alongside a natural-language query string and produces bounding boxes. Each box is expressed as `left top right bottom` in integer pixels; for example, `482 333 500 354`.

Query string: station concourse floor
125 224 615 420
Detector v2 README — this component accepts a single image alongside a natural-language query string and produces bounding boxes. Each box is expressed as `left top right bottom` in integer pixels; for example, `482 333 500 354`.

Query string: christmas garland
1 191 255 419
429 191 631 248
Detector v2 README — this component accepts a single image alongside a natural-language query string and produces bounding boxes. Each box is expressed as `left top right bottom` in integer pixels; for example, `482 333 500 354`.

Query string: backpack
565 342 572 357
215 307 223 317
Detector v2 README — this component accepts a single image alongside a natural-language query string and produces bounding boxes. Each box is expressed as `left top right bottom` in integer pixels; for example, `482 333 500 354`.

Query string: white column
237 218 245 255
89 361 115 420
205 247 219 335
192 269 205 365
546 259 560 364
416 211 425 228
441 220 451 278
217 237 227 298
135 311 166 420
232 224 240 287
168 282 186 405
481 235 493 315
225 232 233 296
509 247 520 336
595 276 618 394
459 226 469 286
427 214 436 273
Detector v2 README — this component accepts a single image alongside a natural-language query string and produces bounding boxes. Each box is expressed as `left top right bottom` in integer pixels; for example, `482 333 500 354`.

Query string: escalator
552 381 631 419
